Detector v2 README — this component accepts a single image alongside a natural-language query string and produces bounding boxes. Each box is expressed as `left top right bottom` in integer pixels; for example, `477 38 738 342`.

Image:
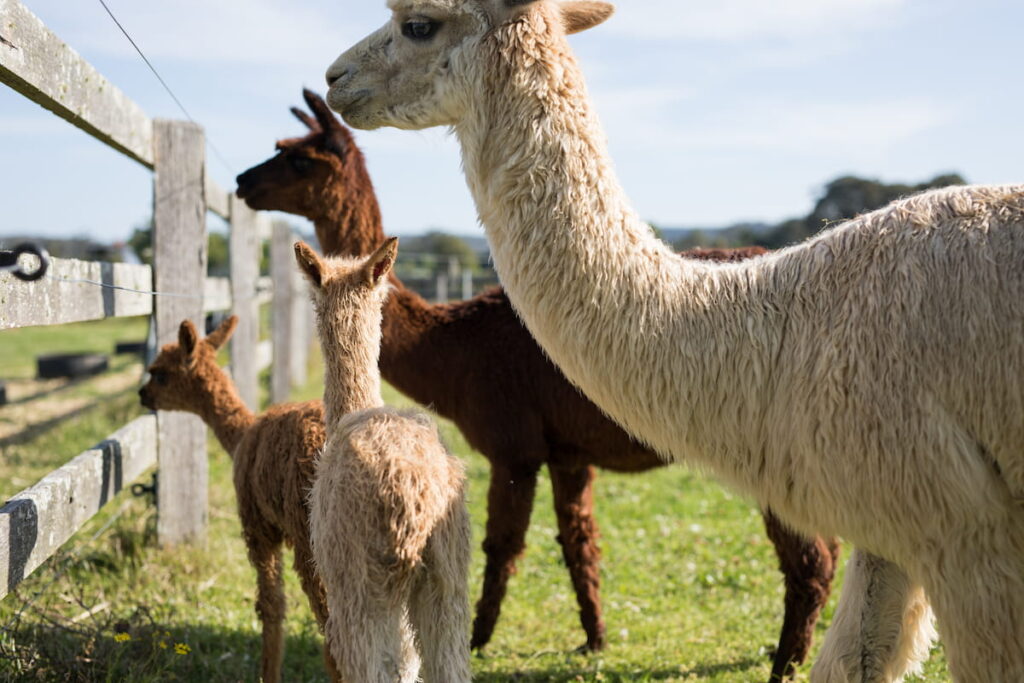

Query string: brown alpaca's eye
402 20 439 41
290 157 313 174
151 370 168 386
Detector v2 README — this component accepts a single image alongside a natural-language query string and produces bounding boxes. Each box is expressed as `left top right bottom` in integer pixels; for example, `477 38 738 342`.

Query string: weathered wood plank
270 222 294 404
153 120 207 546
0 0 153 166
0 258 152 330
205 177 230 221
0 415 157 600
255 276 274 306
289 271 310 387
203 276 232 313
228 196 260 410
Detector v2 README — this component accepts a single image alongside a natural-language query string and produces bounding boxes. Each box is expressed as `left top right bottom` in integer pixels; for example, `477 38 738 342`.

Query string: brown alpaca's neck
378 280 454 405
313 156 385 258
194 368 257 455
317 303 385 426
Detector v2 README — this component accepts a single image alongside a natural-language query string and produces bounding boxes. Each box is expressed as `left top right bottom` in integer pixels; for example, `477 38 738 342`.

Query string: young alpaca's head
138 316 238 413
235 89 364 219
325 0 614 131
295 238 398 355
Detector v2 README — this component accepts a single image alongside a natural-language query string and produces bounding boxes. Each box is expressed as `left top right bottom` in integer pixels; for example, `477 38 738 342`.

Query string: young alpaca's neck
316 300 386 427
454 8 771 479
192 369 256 455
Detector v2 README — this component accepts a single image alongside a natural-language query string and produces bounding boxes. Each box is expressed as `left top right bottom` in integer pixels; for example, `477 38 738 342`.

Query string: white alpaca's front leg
811 548 936 683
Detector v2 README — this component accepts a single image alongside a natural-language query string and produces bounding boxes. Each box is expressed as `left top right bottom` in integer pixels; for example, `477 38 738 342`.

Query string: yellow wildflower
174 643 191 655
113 633 131 643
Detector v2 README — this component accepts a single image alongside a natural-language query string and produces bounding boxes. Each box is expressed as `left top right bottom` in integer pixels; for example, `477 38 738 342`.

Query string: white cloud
604 0 908 41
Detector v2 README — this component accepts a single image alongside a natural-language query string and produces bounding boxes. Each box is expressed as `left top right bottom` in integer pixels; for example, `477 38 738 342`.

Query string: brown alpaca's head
138 316 238 413
235 89 364 219
324 0 614 131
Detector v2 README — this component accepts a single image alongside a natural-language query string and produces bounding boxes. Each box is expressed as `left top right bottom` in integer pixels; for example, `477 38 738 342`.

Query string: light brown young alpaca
326 2 1024 681
138 316 338 683
297 238 472 683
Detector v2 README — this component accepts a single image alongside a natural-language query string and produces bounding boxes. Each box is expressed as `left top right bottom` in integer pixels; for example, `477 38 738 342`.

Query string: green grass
0 342 951 681
0 317 150 380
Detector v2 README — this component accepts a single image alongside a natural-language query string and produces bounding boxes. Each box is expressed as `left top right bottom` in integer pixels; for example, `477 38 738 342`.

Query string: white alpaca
324 2 1024 681
297 239 472 683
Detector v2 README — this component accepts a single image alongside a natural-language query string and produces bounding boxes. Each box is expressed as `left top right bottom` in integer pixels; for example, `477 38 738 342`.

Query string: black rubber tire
36 353 109 379
114 341 147 355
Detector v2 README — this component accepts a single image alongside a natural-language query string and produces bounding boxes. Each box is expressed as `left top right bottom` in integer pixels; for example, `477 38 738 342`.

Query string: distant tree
403 230 481 272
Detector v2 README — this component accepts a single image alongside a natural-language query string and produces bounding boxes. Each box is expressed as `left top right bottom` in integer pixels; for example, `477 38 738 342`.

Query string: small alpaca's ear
178 320 199 360
291 106 321 133
561 1 614 34
205 315 239 351
363 237 398 287
294 241 326 289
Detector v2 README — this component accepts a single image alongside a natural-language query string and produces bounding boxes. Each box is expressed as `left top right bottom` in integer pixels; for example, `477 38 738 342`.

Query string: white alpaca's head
325 0 614 130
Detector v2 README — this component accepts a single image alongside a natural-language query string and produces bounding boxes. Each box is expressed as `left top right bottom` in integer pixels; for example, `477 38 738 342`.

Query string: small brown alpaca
296 238 472 683
235 89 840 681
138 316 338 683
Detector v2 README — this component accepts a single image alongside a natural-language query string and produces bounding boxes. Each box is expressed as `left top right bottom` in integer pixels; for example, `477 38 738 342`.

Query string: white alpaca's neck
455 9 775 482
316 300 385 427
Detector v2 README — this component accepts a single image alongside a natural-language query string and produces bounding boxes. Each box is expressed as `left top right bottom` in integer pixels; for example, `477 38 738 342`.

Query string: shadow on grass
473 655 766 681
0 615 330 682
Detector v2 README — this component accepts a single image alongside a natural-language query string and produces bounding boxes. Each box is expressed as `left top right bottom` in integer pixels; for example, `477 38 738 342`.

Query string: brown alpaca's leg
249 538 287 683
470 462 540 650
762 509 839 682
293 542 341 682
550 464 605 652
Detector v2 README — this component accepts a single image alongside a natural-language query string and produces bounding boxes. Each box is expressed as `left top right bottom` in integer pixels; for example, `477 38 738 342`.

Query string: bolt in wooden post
270 221 294 405
228 195 260 410
153 119 208 546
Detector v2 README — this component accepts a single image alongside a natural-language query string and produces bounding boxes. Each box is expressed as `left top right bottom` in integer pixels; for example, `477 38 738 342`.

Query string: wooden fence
0 0 311 601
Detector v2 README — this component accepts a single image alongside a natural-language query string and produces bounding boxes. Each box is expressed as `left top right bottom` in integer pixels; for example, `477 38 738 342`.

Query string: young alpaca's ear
362 237 398 288
294 241 326 288
178 320 199 361
205 315 238 351
561 1 614 34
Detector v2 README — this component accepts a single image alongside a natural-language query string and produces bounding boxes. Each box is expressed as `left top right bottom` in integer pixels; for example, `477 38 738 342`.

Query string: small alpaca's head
294 238 398 339
235 89 360 217
324 0 614 130
138 316 237 413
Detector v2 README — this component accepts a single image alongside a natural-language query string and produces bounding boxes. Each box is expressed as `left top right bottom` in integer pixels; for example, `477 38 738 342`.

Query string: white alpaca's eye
402 20 439 41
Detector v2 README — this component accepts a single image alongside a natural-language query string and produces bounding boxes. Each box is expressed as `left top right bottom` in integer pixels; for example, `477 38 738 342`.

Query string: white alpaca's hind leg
811 548 935 683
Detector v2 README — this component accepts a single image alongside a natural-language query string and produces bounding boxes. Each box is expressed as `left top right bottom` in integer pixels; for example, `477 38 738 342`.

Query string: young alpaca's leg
762 509 840 681
409 499 472 683
471 461 540 649
811 548 935 683
549 464 606 651
292 541 341 682
245 533 287 683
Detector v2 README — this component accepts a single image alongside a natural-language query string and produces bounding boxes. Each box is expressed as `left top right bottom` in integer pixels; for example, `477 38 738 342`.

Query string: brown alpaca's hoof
573 636 605 655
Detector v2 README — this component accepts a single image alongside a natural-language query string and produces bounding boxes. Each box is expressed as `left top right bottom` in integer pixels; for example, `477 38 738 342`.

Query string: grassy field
0 320 950 681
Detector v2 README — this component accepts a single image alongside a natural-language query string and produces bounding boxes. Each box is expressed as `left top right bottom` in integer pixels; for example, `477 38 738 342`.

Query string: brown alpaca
235 90 840 680
139 316 338 683
296 239 472 683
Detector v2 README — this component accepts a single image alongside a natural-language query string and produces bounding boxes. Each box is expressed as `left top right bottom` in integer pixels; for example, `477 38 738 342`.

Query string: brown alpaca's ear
205 315 238 351
291 106 321 133
178 320 200 361
294 241 326 289
561 1 614 34
363 237 398 287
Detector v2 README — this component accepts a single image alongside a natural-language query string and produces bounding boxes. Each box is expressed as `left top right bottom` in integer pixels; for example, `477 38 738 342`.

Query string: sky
1 0 1022 243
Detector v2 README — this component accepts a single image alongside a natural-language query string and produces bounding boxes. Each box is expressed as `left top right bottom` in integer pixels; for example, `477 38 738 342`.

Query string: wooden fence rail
0 0 313 598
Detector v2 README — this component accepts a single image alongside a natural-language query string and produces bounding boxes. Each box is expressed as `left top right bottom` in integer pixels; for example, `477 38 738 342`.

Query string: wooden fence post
229 196 260 410
270 221 294 404
153 119 208 546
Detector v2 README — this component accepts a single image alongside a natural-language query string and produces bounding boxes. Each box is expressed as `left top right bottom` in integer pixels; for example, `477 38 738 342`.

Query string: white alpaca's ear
294 241 326 289
363 237 398 287
205 315 238 351
561 1 614 34
178 320 199 360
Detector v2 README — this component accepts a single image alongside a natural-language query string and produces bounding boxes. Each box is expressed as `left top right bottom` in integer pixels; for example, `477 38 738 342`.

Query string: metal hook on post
0 242 51 282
